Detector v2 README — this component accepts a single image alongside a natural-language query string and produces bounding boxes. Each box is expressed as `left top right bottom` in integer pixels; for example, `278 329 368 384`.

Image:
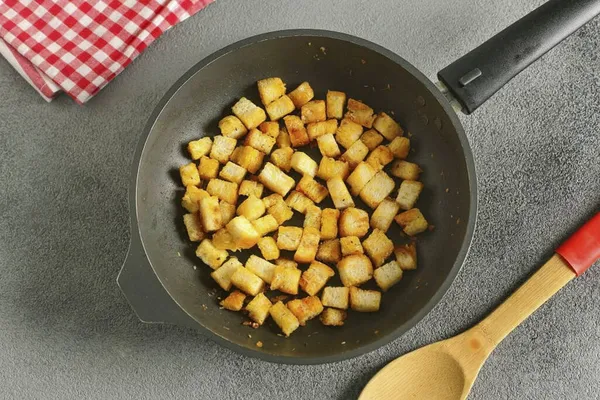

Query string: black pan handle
438 0 600 114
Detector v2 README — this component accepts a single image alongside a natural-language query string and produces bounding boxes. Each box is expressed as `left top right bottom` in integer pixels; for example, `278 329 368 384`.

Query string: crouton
340 236 363 256
374 260 403 291
269 301 300 336
276 127 292 148
307 119 338 140
220 290 246 311
245 293 272 325
291 152 318 177
304 205 322 230
288 82 315 109
339 207 369 237
300 261 335 296
187 137 212 160
286 190 314 213
363 229 394 267
219 161 247 184
317 157 350 181
349 287 381 312
327 177 355 210
232 97 267 129
335 118 363 149
271 265 302 295
287 296 324 325
219 115 248 139
195 239 228 270
182 186 210 213
320 208 340 240
199 195 223 232
301 100 326 124
210 135 237 164
297 176 329 204
314 239 340 264
276 226 303 251
395 208 428 236
371 198 401 232
326 90 346 119
246 255 277 284
341 140 369 169
262 193 284 208
258 162 295 197
230 266 265 296
321 287 350 309
270 147 294 172
396 180 424 210
275 258 298 269
395 242 417 270
388 137 410 159
283 115 310 147
338 254 373 287
226 216 261 249
211 257 243 290
235 195 265 221
390 160 422 180
266 95 295 121
360 129 384 151
345 98 375 128
207 178 239 205
245 128 276 154
257 77 286 106
359 171 395 209
220 200 236 225
198 156 220 180
212 228 238 251
320 308 347 326
267 200 294 225
180 163 200 187
239 180 264 198
316 133 342 158
230 145 265 174
258 236 280 260
294 227 321 264
252 214 279 236
183 213 205 242
373 112 403 140
346 162 377 196
366 145 394 171
259 121 280 138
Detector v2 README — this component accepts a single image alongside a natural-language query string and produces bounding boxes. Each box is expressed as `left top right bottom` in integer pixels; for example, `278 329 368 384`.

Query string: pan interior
135 32 474 361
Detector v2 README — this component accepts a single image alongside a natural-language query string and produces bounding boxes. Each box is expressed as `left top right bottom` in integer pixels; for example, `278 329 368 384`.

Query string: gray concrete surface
1 0 599 398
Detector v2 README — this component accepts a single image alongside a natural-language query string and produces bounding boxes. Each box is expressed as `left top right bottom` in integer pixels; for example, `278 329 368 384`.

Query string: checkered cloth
0 0 213 104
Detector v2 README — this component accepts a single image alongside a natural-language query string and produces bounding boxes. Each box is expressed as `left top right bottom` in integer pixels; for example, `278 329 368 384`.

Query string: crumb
256 341 263 348
445 188 449 193
364 85 369 88
208 288 217 297
277 334 284 337
361 59 367 64
320 46 326 54
223 326 230 331
292 348 296 351
177 252 181 257
251 322 259 329
407 132 412 137
308 42 312 46
390 110 395 115
242 321 259 328
341 341 346 345
372 86 376 92
193 265 197 270
374 330 379 335
456 218 461 224
384 83 391 91
219 306 224 310
248 334 252 338
201 304 208 310
349 69 352 75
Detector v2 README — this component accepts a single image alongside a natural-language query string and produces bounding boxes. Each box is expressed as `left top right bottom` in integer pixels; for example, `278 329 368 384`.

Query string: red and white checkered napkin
0 0 213 104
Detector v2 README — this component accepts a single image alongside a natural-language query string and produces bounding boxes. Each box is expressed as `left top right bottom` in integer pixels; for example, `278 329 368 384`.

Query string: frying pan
118 0 600 364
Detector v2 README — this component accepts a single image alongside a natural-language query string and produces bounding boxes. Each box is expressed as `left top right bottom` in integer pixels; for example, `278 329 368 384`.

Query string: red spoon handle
556 212 600 276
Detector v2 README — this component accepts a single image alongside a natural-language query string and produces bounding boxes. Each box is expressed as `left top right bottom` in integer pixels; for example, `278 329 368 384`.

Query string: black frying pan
117 0 600 364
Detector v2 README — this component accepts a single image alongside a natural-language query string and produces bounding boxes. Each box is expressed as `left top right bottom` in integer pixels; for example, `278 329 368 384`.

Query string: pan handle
437 0 600 114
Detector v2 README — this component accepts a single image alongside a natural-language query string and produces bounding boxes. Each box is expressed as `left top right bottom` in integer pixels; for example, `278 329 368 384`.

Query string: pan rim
124 29 478 365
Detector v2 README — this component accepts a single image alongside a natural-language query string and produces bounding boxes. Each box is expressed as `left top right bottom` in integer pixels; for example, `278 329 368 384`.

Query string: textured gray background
1 0 599 398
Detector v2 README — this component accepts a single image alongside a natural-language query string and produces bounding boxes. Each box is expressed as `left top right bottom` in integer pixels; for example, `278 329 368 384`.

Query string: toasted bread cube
180 163 200 187
257 77 286 106
219 161 247 184
370 198 401 232
230 266 265 296
316 133 342 158
345 99 375 128
301 100 326 124
283 115 310 147
320 209 339 240
341 140 369 169
363 229 394 267
212 228 238 251
262 193 284 208
239 180 264 198
316 239 341 264
187 137 212 160
211 257 243 290
182 186 210 213
199 195 223 232
320 308 347 326
252 214 279 236
195 239 228 269
321 287 349 309
374 260 404 291
326 90 346 119
335 119 363 149
276 127 291 148
276 226 303 251
339 207 369 238
270 147 294 172
232 97 267 129
198 156 220 180
288 82 314 109
390 160 422 180
359 171 395 209
236 195 266 221
291 152 318 177
373 112 403 140
245 128 276 154
210 136 237 164
340 236 363 256
219 116 248 139
266 95 295 121
220 290 246 311
259 121 280 138
396 180 424 210
294 227 321 264
226 216 261 249
395 242 417 270
258 162 295 197
366 145 394 171
360 129 384 151
246 255 277 284
388 137 410 159
304 205 322 230
258 237 280 260
338 254 373 287
275 258 298 269
267 201 294 225
231 145 265 174
271 266 302 295
220 200 237 225
270 301 300 336
307 119 338 141
297 176 329 204
349 287 381 312
183 213 205 242
300 261 335 296
317 157 350 181
286 190 314 213
287 296 324 326
246 293 272 325
207 178 238 204
346 162 377 196
327 178 355 209
395 208 428 236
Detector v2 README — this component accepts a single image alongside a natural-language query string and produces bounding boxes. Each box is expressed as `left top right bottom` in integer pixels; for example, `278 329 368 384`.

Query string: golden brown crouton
239 180 264 198
252 214 279 236
210 135 237 164
338 254 373 287
388 136 410 159
276 127 292 148
275 258 298 269
259 121 280 138
270 147 294 172
326 90 346 119
245 128 276 154
283 115 310 147
219 115 248 139
276 226 303 251
257 77 286 106
339 207 370 238
226 216 261 249
390 160 422 180
321 286 350 309
230 266 265 296
396 180 424 210
317 157 350 181
320 208 340 240
230 145 265 174
220 200 237 225
180 162 200 187
219 161 247 184
207 178 239 205
245 293 272 325
297 175 329 204
257 236 280 260
307 119 338 141
291 151 318 177
346 161 377 196
327 177 355 209
320 308 347 326
270 266 302 295
269 301 300 336
374 260 403 291
183 213 205 242
236 195 266 221
199 195 223 232
362 229 394 267
287 296 324 326
303 205 322 230
371 198 401 232
341 139 369 169
395 242 417 270
220 290 246 311
232 97 267 129
301 100 326 124
246 255 277 284
335 118 363 149
360 129 384 151
212 228 238 251
345 98 375 128
349 287 381 312
316 133 342 158
258 162 295 197
299 261 335 296
373 112 403 140
340 236 363 256
394 208 428 236
267 200 294 225
266 95 295 121
211 257 243 290
198 156 220 180
294 227 321 264
195 239 228 270
187 137 212 160
359 171 395 209
316 239 342 264
366 145 394 171
285 190 314 213
182 185 210 213
288 82 315 109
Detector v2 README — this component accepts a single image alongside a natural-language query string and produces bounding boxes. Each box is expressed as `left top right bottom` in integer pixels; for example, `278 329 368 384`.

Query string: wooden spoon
360 213 600 400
